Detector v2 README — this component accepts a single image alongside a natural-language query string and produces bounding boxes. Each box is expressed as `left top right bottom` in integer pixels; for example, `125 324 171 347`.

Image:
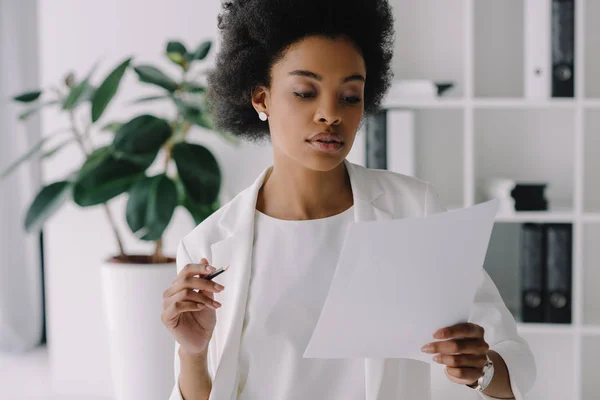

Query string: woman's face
253 35 366 172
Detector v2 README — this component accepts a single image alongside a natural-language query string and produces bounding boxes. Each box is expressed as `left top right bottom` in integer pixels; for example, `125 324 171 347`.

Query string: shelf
474 98 577 109
584 0 600 99
581 326 600 336
517 323 575 335
495 209 575 223
410 109 465 208
583 100 600 108
583 110 600 212
474 109 576 210
582 336 600 399
473 0 524 98
518 331 577 399
583 213 600 223
583 224 600 326
390 0 465 98
382 98 465 110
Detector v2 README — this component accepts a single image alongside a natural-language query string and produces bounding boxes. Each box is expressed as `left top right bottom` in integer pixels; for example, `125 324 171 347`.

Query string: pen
203 265 230 281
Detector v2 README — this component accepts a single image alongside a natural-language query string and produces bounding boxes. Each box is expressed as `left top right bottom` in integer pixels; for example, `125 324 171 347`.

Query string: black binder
365 110 387 169
519 223 546 322
545 223 572 323
551 0 575 97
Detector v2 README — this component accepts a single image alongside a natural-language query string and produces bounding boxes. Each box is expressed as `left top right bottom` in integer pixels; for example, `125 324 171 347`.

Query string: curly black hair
206 0 395 143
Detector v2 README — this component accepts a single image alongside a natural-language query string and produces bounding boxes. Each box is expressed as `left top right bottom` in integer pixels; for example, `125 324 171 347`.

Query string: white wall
37 0 273 396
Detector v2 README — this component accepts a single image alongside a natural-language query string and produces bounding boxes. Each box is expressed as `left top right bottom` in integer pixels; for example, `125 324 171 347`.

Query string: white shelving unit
366 0 599 398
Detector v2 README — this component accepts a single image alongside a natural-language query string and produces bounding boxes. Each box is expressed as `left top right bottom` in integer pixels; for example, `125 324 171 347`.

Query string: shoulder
350 163 447 216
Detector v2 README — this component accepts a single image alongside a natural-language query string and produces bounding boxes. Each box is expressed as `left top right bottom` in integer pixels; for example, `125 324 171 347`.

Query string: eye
344 96 362 104
294 92 316 99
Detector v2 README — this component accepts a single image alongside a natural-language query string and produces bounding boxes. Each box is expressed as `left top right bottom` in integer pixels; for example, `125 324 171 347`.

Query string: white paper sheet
303 199 499 364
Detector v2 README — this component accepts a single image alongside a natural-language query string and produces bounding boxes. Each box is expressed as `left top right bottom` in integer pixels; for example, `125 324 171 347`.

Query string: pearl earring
259 111 268 121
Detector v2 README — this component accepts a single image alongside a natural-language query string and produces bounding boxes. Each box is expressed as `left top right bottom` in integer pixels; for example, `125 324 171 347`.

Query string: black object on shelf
551 0 575 98
435 82 455 96
511 183 548 211
519 223 547 323
365 110 387 169
545 223 572 324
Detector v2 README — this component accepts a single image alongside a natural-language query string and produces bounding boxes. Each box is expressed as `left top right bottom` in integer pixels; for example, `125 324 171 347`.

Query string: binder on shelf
545 223 572 323
365 110 387 170
551 0 575 97
365 109 416 176
519 223 546 323
524 0 551 99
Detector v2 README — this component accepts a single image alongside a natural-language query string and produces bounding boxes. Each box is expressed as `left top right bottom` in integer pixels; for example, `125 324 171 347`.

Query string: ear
251 85 269 114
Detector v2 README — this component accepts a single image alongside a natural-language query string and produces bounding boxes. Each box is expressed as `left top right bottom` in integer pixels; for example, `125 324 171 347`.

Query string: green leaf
183 196 219 226
166 41 188 66
62 61 99 110
1 136 52 179
91 57 133 122
133 65 179 92
174 97 213 129
18 100 60 121
74 173 141 207
130 95 170 104
196 112 214 130
24 181 72 232
73 146 146 206
143 174 178 240
63 81 91 110
126 176 153 234
172 142 221 204
73 85 96 108
113 114 172 155
13 91 42 103
126 174 178 240
191 41 211 61
181 82 206 93
101 121 123 133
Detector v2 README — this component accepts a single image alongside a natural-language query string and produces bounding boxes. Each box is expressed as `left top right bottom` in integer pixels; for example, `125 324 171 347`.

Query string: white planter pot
100 258 177 400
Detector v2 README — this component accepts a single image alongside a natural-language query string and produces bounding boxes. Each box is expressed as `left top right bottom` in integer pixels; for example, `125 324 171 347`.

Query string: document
303 199 499 364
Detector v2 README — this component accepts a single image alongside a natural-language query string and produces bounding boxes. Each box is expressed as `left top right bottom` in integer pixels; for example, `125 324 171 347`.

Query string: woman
161 0 536 399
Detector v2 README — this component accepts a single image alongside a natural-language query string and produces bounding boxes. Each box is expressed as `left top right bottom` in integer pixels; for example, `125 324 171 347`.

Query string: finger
165 274 225 299
161 300 213 327
434 323 484 340
445 367 483 385
422 338 489 355
433 353 488 368
173 262 217 283
163 289 221 311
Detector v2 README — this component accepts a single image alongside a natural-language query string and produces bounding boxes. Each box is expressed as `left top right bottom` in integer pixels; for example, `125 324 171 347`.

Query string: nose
314 96 342 126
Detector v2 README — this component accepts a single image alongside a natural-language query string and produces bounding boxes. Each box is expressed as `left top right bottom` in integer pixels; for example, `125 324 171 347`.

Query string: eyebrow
288 69 365 84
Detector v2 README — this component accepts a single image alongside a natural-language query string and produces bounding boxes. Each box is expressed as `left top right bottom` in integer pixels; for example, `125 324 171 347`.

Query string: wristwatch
467 353 494 392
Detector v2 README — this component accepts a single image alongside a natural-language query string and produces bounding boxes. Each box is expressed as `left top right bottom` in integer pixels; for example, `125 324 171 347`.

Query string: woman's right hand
161 258 225 356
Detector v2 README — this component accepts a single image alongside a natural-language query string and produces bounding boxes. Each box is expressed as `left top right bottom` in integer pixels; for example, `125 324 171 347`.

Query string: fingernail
434 330 446 339
206 265 216 272
214 283 224 291
433 355 441 363
421 344 434 353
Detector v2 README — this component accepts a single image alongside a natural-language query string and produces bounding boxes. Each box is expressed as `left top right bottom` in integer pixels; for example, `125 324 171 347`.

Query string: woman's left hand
421 322 489 386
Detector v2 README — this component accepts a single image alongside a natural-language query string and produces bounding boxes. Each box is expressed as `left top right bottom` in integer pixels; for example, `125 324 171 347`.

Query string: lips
307 131 343 144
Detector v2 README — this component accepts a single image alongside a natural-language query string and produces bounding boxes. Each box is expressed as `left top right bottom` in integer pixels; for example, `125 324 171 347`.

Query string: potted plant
2 39 237 400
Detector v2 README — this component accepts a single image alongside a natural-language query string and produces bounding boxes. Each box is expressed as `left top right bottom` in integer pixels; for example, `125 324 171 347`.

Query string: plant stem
69 110 127 259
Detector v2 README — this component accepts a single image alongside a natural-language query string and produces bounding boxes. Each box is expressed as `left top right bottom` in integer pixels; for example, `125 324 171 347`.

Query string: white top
237 206 364 400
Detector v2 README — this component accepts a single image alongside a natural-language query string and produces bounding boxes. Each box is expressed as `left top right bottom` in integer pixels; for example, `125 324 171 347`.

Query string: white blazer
170 160 536 400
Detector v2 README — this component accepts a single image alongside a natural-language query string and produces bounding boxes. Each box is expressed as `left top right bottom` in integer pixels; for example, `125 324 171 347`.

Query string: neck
256 157 354 221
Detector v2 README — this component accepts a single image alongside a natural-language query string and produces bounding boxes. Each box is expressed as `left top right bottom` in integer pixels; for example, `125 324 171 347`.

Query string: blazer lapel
207 160 394 400
207 167 270 400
